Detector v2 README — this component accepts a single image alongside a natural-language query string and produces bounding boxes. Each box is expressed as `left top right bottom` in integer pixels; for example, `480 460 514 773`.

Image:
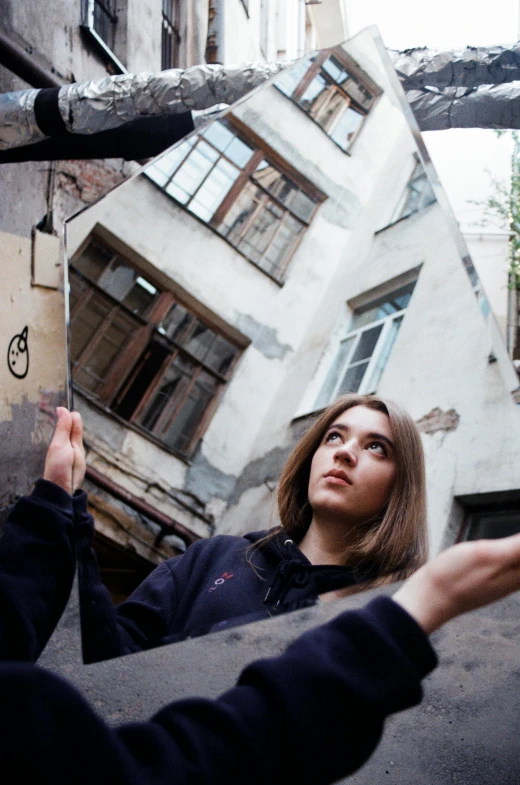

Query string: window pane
70 292 112 364
75 311 138 395
122 277 158 316
364 316 404 393
169 140 219 202
311 89 347 132
160 303 193 343
330 105 364 151
218 182 262 243
262 214 303 273
338 361 369 395
73 240 112 283
350 324 384 363
350 282 416 330
315 335 355 409
202 122 254 167
466 510 520 541
137 357 194 433
183 320 217 362
238 200 282 262
188 157 240 222
146 138 195 188
274 55 314 97
205 335 238 375
98 260 140 303
162 373 218 452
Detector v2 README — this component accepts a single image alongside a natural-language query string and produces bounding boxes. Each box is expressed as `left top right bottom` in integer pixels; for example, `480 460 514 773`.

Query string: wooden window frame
276 48 382 153
146 115 325 283
70 240 243 459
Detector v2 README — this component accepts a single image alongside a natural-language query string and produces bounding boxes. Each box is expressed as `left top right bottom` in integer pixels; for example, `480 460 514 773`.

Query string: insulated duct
3 43 520 158
0 61 288 151
389 44 520 91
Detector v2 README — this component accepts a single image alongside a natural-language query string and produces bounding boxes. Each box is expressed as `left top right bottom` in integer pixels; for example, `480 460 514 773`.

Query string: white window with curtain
315 279 417 408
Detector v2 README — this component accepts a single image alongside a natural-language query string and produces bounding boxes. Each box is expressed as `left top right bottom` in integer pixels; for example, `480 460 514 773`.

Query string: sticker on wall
7 326 29 379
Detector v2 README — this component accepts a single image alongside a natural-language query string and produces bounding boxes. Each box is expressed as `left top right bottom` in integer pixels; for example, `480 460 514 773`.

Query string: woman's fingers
70 411 86 492
393 534 520 635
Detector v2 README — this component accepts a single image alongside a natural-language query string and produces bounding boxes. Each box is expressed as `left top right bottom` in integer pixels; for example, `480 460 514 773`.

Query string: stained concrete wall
0 230 67 512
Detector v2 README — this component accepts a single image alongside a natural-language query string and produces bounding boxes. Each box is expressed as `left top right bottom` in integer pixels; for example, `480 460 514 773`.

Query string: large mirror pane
61 27 520 664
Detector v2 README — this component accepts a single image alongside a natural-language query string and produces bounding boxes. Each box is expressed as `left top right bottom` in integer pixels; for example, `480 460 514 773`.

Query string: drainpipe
205 0 225 64
0 30 63 88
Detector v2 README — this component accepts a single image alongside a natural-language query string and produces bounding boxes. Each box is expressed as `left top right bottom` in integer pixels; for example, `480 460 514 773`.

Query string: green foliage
468 131 520 290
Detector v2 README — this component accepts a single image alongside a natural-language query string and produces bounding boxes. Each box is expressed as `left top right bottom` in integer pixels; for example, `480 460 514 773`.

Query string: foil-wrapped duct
389 43 520 90
0 61 289 151
406 83 520 131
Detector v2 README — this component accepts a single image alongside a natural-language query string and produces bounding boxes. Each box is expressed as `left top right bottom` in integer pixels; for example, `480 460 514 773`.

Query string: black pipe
0 30 63 88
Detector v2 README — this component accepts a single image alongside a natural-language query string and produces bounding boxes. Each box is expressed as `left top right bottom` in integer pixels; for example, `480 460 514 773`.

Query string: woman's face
307 405 397 527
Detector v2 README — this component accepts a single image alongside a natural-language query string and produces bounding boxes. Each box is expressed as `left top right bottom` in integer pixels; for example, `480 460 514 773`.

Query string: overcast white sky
345 0 519 233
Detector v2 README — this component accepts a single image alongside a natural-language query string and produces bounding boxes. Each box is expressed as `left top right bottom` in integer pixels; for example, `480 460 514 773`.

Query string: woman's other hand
393 534 520 634
43 407 86 495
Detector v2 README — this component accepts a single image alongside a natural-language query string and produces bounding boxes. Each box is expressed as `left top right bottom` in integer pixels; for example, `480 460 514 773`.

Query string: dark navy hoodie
75 493 379 663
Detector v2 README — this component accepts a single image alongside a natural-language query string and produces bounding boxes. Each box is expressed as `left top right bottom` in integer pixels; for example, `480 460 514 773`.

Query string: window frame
275 48 382 154
81 0 127 73
69 237 244 459
315 277 417 408
161 0 181 70
145 115 325 284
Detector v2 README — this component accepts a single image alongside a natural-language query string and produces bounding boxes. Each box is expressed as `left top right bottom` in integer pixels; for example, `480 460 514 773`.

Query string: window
395 159 436 221
81 0 126 73
274 49 381 152
315 281 416 408
463 509 520 541
146 119 322 281
70 238 241 455
161 0 181 70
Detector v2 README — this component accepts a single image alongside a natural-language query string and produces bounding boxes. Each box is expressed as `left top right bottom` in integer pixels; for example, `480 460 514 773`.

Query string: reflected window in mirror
315 280 417 407
393 158 436 222
161 0 181 69
274 50 381 153
146 118 323 281
70 237 241 456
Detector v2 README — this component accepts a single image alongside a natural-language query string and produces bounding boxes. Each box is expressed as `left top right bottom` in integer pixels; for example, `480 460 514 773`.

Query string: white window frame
329 309 406 399
81 0 127 74
314 276 418 410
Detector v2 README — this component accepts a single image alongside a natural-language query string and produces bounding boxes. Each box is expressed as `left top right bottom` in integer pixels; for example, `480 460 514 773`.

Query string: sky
345 0 519 234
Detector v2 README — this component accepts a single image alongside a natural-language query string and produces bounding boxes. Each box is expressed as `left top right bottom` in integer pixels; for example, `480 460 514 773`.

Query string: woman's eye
368 441 386 456
325 431 341 443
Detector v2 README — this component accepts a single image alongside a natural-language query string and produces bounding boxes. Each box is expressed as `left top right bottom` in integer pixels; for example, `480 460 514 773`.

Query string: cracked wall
0 230 67 518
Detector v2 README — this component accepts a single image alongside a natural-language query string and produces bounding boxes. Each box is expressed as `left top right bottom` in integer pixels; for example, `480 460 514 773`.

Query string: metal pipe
85 465 201 547
0 30 63 88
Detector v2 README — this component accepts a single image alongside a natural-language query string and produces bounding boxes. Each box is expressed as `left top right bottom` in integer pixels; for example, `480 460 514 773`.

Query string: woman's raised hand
393 534 520 634
43 407 86 496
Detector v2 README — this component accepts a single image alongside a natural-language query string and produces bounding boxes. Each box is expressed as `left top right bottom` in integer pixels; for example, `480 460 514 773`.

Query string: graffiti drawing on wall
7 326 29 379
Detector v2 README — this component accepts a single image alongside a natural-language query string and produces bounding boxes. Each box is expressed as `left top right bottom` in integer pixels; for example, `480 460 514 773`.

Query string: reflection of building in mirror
70 237 241 456
62 31 520 664
67 39 392 610
145 117 324 281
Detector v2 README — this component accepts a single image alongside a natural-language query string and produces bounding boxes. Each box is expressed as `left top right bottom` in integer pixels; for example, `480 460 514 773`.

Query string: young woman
0 408 83 661
76 394 429 662
3 529 520 785
4 407 520 785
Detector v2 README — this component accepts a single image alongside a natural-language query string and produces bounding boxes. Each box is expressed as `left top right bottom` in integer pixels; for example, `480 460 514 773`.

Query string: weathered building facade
2 2 520 600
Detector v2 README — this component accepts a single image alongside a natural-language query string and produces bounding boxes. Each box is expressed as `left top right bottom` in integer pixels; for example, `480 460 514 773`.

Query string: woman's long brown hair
252 394 428 582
